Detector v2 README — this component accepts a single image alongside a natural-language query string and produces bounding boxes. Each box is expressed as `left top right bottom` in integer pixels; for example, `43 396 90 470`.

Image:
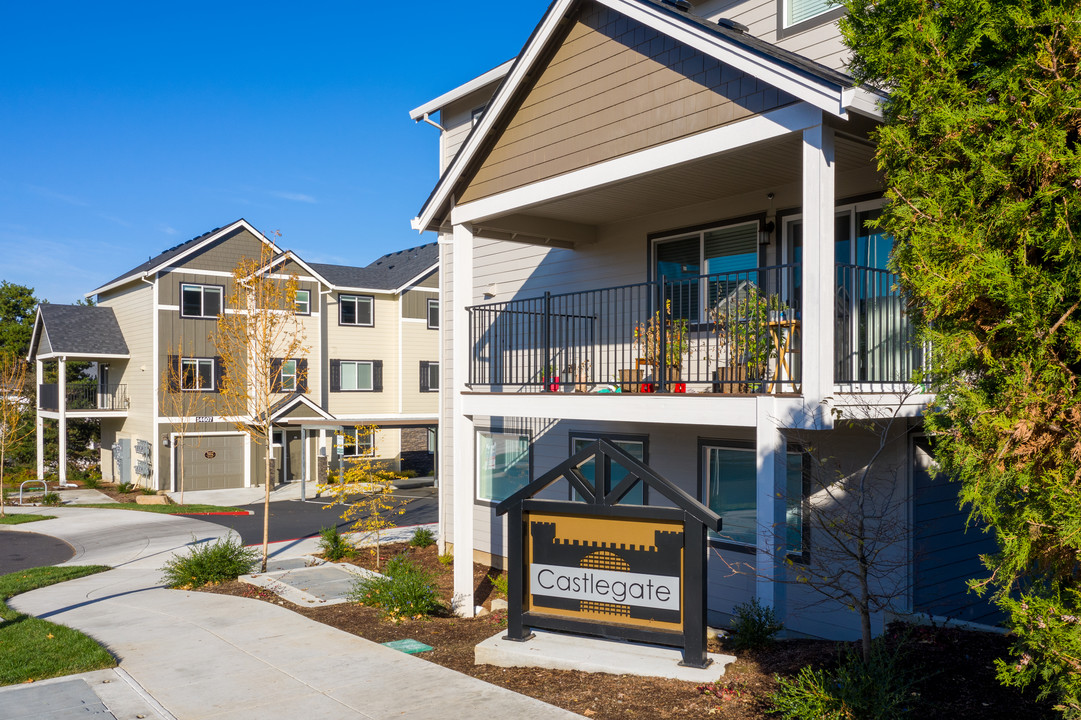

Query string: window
342 427 374 456
703 443 805 553
339 294 373 326
181 284 222 318
427 298 439 329
420 361 439 392
779 0 844 35
280 360 297 392
294 289 310 315
181 358 215 391
570 435 647 505
341 361 372 391
477 431 530 502
653 220 760 321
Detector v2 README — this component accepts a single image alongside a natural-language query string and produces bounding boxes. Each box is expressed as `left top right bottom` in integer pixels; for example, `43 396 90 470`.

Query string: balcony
466 265 921 395
39 382 128 413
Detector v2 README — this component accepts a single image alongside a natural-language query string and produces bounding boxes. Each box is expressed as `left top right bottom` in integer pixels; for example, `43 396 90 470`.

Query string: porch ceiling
472 133 876 235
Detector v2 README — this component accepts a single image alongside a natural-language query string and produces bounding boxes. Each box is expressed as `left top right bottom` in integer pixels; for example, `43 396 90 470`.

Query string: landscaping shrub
438 553 453 567
117 482 135 493
398 469 419 479
488 572 509 597
771 638 921 720
350 553 441 620
729 597 784 651
41 492 61 507
161 536 257 589
409 527 436 548
318 525 350 561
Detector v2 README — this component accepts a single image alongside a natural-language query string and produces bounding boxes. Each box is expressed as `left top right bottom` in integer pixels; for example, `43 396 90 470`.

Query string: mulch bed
199 542 1054 719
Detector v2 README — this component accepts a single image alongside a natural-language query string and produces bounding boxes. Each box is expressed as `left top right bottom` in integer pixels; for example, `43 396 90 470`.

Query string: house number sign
195 416 214 423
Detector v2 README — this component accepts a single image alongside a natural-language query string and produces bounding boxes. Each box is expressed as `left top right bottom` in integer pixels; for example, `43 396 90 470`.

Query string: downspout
140 274 160 491
418 113 444 132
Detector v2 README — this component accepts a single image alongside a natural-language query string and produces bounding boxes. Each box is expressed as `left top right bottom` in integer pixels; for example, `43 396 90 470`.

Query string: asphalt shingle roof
37 304 129 356
310 242 438 291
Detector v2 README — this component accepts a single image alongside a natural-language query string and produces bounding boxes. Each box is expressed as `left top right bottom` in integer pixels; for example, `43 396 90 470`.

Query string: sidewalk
167 476 435 508
1 507 580 720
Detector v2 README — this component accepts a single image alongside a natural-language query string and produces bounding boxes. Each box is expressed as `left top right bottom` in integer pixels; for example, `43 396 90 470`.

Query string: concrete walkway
1 507 580 720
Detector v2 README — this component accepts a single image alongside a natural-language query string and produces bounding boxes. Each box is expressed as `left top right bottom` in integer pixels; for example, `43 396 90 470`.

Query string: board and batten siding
172 228 269 275
96 281 155 483
459 1 796 205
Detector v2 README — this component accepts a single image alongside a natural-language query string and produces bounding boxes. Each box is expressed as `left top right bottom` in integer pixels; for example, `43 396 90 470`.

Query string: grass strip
75 503 247 515
0 515 55 525
0 565 115 685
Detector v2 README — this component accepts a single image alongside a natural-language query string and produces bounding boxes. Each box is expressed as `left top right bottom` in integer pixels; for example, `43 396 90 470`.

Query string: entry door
98 365 109 409
285 430 303 482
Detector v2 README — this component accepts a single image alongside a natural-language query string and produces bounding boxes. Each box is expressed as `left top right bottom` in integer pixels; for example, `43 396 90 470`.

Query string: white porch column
755 395 788 617
57 357 67 485
300 426 308 501
801 119 836 406
452 222 476 617
35 359 44 480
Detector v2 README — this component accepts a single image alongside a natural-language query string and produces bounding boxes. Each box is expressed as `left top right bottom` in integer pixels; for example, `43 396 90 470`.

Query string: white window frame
427 298 439 329
340 361 374 391
778 0 844 36
339 294 373 326
180 283 223 319
281 359 297 392
342 427 375 457
180 358 215 392
294 289 311 315
476 430 531 503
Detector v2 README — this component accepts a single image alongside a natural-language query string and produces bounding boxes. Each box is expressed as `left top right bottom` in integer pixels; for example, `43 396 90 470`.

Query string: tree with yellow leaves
319 424 407 570
215 236 308 572
0 351 32 517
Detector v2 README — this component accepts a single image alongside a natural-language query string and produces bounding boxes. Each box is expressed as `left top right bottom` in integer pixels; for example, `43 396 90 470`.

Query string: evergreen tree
842 1 1081 713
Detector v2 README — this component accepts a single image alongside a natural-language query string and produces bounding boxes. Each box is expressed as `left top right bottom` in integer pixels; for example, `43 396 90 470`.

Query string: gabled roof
268 392 335 423
408 59 514 122
308 242 438 293
28 304 130 361
413 0 886 233
87 219 280 297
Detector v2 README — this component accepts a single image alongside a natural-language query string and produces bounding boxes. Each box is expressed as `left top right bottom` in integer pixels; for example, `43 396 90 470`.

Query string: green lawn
76 503 246 515
0 566 115 685
0 514 55 525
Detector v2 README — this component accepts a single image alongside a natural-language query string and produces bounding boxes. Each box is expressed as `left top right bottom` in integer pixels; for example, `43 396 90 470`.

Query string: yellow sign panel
525 511 684 631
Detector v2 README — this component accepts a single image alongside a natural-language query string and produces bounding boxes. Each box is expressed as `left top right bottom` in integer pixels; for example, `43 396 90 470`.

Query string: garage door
180 435 246 491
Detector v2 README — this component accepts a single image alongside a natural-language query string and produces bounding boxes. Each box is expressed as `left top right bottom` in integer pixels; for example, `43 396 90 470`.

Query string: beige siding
400 319 439 415
325 292 399 416
97 282 155 486
460 2 796 204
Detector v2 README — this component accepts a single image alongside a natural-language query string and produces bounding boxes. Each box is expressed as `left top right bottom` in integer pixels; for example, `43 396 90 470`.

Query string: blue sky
0 2 549 304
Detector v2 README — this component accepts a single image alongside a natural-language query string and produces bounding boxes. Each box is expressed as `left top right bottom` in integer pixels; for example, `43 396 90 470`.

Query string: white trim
331 413 438 422
393 263 440 294
401 318 428 324
414 0 859 233
408 59 515 120
158 415 251 423
150 274 161 490
38 409 129 420
451 103 821 226
841 87 886 121
87 219 281 297
401 286 439 294
269 394 335 422
398 293 404 414
33 352 130 361
162 265 320 283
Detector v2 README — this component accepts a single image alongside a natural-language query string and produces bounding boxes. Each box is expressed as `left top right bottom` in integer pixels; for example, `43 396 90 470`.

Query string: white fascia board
416 0 852 233
332 413 439 422
394 263 440 295
463 392 759 426
254 251 334 289
409 60 515 120
85 219 282 298
26 308 45 362
603 0 847 117
452 102 821 226
34 352 130 361
415 0 577 233
841 86 887 121
270 394 335 421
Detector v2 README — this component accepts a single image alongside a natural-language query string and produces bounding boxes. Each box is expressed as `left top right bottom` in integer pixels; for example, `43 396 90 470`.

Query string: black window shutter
330 359 341 392
270 358 283 393
420 361 430 392
213 356 224 394
297 359 309 393
373 360 383 392
167 355 180 392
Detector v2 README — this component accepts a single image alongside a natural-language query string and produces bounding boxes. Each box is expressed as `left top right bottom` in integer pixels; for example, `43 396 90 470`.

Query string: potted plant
710 284 787 392
633 299 689 378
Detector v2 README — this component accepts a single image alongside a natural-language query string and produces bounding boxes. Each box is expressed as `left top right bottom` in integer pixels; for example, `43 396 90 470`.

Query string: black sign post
496 439 722 668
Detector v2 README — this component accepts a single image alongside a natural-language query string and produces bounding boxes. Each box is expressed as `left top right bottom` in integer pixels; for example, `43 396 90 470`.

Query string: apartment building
28 219 439 491
410 0 995 640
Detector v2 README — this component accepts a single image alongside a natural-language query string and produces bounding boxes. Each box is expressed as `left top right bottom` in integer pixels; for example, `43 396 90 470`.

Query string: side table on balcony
767 318 801 394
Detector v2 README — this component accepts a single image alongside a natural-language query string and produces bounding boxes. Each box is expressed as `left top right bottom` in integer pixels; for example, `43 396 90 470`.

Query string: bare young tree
215 237 308 572
159 339 204 505
0 352 32 517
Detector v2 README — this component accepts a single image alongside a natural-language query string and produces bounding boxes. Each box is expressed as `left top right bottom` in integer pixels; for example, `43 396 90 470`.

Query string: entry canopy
496 438 722 532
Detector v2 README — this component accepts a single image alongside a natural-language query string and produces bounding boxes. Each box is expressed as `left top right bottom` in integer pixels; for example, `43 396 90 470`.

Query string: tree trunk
261 424 271 573
0 447 6 518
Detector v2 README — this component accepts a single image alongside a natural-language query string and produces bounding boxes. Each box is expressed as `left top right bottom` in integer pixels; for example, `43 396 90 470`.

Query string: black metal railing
39 382 128 411
835 265 922 385
467 266 803 394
